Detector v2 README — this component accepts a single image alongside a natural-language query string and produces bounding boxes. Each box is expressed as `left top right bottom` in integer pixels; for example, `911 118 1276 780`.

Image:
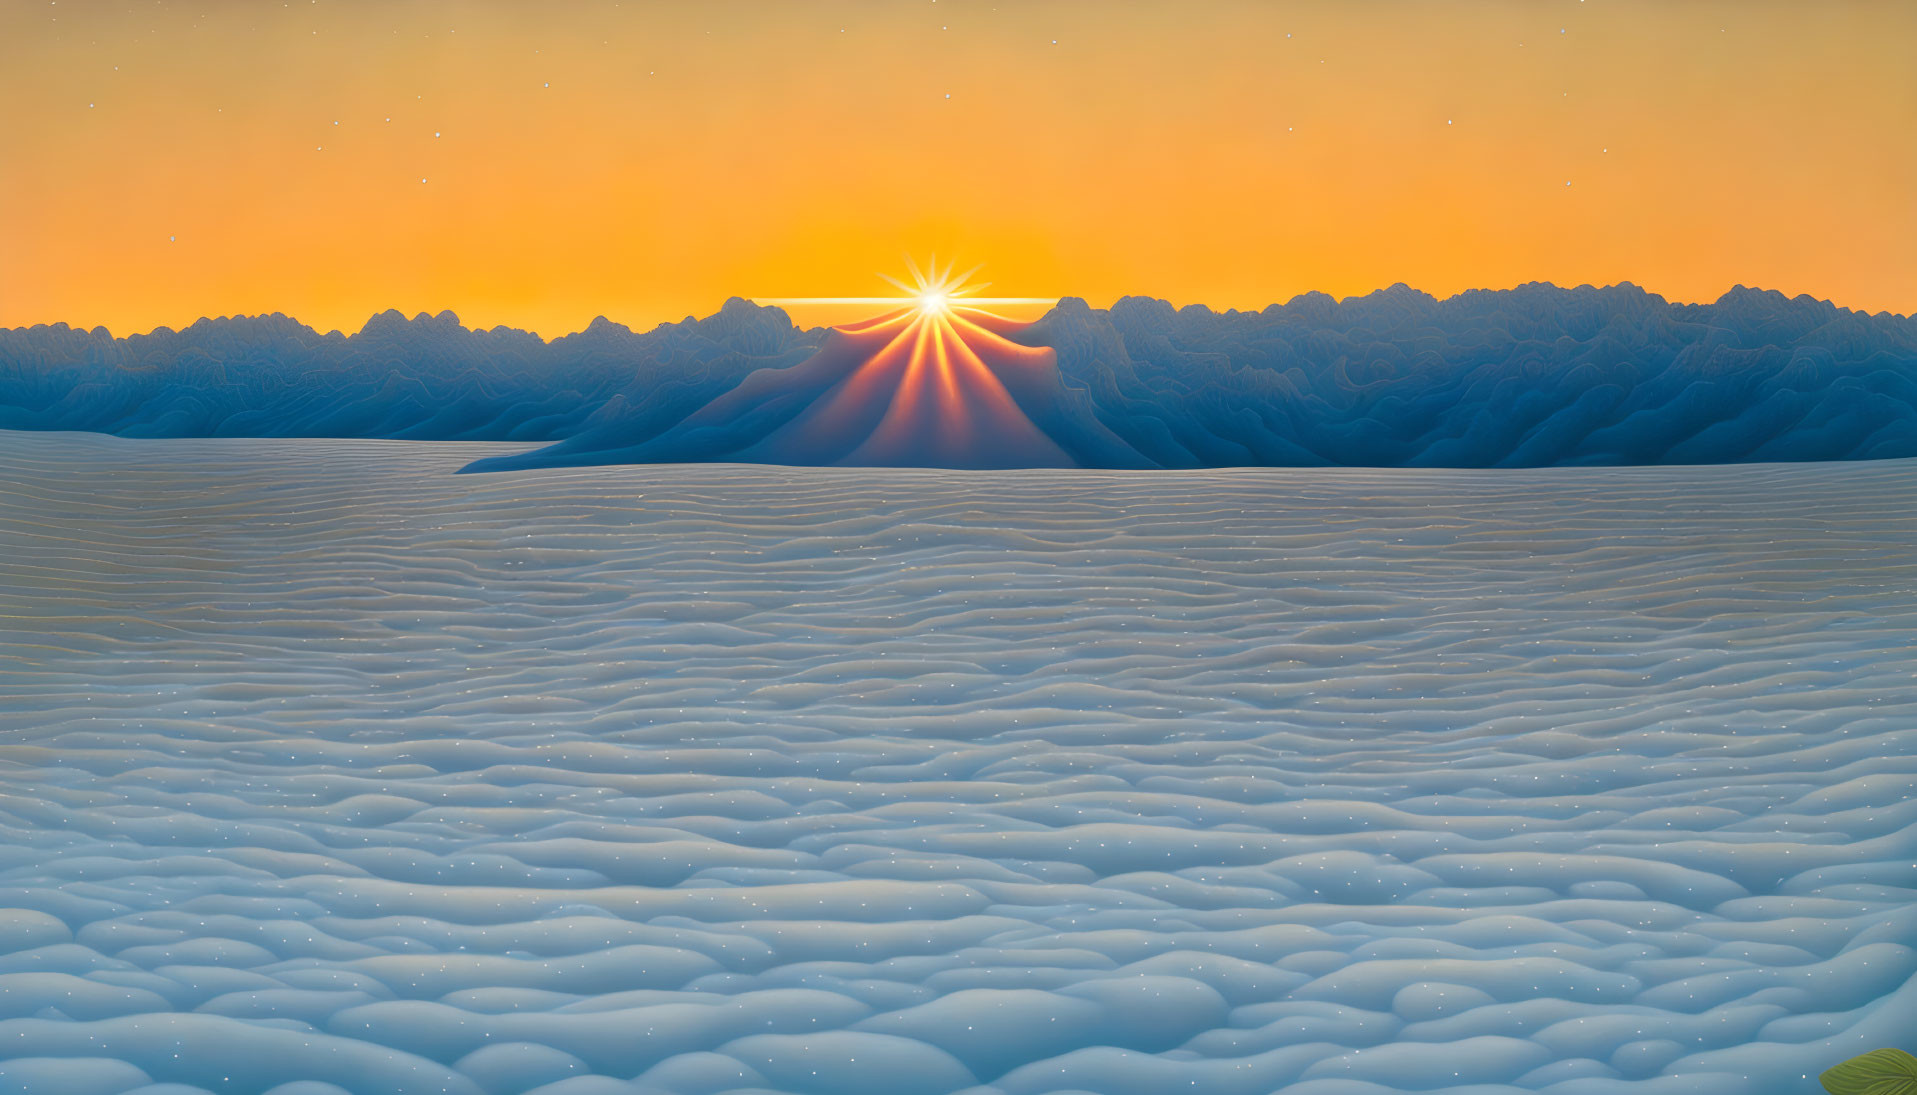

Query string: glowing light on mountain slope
744 261 1072 466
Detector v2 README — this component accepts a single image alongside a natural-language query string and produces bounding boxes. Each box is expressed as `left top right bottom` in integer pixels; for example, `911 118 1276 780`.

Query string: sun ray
902 254 929 293
761 259 1058 323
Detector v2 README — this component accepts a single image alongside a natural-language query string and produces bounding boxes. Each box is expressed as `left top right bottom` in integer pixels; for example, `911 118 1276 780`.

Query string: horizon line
7 279 1911 342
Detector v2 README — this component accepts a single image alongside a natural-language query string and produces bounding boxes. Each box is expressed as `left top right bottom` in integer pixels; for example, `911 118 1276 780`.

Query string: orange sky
2 0 1912 336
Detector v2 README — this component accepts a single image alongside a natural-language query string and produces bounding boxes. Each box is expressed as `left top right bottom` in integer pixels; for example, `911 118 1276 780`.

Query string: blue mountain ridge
2 283 1912 468
0 298 822 446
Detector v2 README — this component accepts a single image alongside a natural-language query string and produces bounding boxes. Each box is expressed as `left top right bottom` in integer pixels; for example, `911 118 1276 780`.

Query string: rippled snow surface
2 431 1914 1095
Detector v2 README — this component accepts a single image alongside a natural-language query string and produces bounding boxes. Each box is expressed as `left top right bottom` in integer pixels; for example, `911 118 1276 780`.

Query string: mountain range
3 283 1913 470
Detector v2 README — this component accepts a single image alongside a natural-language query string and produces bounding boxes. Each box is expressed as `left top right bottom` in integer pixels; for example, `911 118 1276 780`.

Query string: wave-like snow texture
6 283 1916 468
1 429 1914 1095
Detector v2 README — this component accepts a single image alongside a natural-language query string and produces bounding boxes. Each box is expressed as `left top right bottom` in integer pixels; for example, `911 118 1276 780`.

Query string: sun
764 257 1056 321
881 256 984 318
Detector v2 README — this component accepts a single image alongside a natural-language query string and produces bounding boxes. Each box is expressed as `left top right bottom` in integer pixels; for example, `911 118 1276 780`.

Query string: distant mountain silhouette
3 283 1914 468
0 298 820 443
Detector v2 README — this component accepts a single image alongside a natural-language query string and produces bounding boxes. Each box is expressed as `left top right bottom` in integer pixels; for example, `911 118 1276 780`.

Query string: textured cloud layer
4 284 1914 468
1 431 1912 1094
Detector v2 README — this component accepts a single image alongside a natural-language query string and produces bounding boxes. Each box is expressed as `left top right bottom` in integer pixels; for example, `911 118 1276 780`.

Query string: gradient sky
3 0 1912 336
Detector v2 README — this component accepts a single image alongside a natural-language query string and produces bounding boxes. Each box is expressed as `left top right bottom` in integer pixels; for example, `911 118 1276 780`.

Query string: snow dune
0 431 1912 1095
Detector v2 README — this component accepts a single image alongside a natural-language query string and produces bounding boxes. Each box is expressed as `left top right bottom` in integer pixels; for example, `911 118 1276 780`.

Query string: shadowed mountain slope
1010 283 1917 468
